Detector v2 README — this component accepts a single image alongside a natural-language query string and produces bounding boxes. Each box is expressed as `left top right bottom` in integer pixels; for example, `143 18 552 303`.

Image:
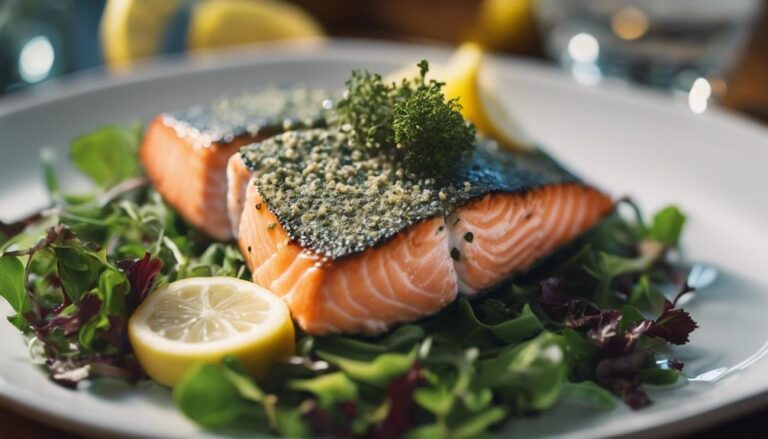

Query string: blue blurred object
0 0 105 95
0 0 191 96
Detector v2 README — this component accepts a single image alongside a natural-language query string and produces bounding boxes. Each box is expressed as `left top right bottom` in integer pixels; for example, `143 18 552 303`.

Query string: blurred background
0 0 766 120
1 1 768 438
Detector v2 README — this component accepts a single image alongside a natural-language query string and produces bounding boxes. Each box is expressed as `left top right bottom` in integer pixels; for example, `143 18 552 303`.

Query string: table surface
2 5 767 439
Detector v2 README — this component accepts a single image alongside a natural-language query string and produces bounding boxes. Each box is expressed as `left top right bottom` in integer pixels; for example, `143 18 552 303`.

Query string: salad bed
0 122 696 437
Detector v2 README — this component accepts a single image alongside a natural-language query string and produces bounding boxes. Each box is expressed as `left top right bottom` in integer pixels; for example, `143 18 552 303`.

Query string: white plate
1 39 767 439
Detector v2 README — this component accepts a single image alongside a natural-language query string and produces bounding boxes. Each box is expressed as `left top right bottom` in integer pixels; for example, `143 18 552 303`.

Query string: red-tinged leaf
587 310 621 347
370 362 425 439
302 403 335 436
668 359 685 371
625 320 653 343
531 263 694 411
565 300 603 329
538 277 570 321
301 400 360 437
103 315 130 352
118 252 162 313
623 388 652 410
5 224 153 389
37 294 102 337
601 320 653 357
595 350 653 410
338 400 358 419
647 301 698 345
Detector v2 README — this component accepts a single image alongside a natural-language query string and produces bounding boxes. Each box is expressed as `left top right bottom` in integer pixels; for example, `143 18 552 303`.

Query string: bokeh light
611 7 650 41
18 35 55 83
571 63 602 85
567 33 599 63
688 77 712 114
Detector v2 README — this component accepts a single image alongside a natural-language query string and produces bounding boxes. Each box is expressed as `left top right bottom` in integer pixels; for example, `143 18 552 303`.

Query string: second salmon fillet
140 87 330 240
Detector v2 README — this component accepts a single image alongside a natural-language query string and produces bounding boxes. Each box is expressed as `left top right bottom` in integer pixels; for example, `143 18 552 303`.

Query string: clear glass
533 0 763 110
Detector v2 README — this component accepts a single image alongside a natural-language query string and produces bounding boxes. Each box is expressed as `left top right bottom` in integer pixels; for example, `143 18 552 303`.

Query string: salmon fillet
448 186 612 295
141 117 255 240
227 154 612 335
139 88 330 240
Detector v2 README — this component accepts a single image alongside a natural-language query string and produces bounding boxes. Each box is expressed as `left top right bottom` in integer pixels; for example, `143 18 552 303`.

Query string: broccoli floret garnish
336 60 476 177
394 62 476 176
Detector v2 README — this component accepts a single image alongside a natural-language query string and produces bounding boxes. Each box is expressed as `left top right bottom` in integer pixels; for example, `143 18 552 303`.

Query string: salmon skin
140 87 330 240
228 129 613 334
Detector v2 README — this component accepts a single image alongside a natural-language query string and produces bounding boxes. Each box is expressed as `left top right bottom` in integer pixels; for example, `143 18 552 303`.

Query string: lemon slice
442 43 535 152
188 0 324 51
129 277 295 387
100 0 184 71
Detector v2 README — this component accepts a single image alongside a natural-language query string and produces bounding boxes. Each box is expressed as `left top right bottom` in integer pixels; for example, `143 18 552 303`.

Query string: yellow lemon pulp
128 277 295 387
100 0 184 71
187 0 324 51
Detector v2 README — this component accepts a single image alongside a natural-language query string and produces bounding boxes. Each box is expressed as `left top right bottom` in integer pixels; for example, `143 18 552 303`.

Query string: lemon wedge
188 0 324 51
442 43 535 152
100 0 184 71
471 0 538 54
128 277 295 387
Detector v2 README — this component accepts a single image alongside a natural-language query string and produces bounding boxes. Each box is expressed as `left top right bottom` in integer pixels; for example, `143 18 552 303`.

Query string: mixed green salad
0 120 697 437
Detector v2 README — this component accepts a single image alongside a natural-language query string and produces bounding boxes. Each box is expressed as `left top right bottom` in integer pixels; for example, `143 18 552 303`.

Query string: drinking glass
533 0 763 112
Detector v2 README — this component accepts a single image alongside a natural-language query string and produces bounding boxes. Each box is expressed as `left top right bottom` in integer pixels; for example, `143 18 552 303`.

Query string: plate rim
2 38 767 144
1 38 767 439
